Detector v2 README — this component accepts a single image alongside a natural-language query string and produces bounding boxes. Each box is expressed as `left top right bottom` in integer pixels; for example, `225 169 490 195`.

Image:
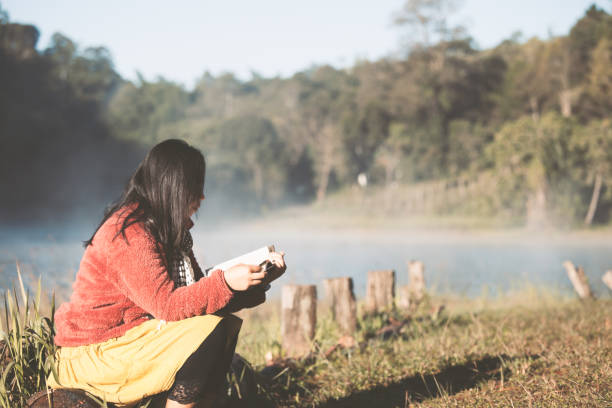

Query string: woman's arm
217 288 266 314
189 249 266 313
106 223 235 321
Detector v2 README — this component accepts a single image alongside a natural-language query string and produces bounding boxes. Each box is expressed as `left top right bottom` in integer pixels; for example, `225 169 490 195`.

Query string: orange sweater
53 208 235 347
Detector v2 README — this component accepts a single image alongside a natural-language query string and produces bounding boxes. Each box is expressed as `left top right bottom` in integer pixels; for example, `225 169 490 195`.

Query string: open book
205 245 276 290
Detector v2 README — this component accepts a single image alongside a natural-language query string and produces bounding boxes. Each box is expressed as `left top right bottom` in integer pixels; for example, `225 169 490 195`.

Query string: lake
1 218 611 301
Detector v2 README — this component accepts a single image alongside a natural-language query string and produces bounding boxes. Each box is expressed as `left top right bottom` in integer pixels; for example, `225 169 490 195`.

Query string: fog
2 206 612 302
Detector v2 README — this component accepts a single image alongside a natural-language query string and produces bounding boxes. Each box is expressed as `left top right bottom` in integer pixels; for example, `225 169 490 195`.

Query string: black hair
84 139 205 269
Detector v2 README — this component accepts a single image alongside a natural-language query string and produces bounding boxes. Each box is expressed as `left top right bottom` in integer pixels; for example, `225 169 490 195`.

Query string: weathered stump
398 285 411 310
323 277 357 335
26 388 100 408
603 270 612 291
281 284 317 358
408 260 426 304
563 261 593 299
366 270 395 313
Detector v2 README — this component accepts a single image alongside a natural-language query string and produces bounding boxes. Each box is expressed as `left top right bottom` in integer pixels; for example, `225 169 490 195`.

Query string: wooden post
603 270 612 291
281 285 317 357
408 260 426 304
366 270 395 313
398 285 411 310
323 277 357 335
563 261 593 299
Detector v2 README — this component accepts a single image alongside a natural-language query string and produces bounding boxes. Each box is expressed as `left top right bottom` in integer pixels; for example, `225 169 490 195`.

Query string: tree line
0 1 611 226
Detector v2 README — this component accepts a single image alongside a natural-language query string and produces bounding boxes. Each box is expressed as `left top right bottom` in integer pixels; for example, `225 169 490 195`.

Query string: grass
0 266 56 408
235 289 612 407
1 270 611 407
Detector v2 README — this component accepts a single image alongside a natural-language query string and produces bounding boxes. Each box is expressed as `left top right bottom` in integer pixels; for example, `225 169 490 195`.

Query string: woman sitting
47 139 286 408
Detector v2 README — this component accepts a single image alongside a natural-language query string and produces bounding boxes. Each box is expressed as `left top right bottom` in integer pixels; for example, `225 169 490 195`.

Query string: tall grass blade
0 274 58 407
11 287 19 315
1 292 7 333
35 277 42 319
16 263 28 315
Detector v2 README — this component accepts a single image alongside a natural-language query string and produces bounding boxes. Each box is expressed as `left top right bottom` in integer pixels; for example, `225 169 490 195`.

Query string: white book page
211 245 275 271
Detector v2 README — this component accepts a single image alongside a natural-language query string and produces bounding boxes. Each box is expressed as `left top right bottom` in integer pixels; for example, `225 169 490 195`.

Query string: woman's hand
265 251 286 284
223 264 267 291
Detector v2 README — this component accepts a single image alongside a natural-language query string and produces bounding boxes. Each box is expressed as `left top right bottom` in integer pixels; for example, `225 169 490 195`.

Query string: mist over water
2 207 612 301
193 225 612 299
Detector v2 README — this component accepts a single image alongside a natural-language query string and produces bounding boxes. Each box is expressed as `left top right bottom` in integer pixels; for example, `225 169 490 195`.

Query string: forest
0 2 611 227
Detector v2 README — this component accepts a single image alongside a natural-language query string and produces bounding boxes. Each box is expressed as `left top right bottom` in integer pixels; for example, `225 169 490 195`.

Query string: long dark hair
85 139 205 269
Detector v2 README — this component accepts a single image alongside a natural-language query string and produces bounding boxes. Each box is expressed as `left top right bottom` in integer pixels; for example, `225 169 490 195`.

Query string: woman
47 139 286 408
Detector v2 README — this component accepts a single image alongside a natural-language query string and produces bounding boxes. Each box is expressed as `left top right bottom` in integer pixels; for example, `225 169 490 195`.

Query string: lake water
1 219 611 301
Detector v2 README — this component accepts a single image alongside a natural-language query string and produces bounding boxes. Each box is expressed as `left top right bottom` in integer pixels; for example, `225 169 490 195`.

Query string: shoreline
206 207 612 246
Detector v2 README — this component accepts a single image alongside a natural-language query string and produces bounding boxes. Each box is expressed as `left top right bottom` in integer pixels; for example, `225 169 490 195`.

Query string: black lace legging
166 318 238 404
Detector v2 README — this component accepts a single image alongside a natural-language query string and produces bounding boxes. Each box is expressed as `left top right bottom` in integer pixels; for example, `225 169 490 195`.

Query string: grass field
1 272 611 407
236 289 611 407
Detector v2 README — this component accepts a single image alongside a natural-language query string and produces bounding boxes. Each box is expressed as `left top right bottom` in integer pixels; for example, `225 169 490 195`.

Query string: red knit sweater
53 207 235 347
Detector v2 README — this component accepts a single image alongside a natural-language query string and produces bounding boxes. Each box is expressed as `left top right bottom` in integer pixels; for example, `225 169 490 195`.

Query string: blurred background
1 0 611 299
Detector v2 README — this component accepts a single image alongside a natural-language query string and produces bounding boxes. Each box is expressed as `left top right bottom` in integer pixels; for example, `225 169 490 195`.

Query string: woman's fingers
250 271 267 280
263 252 286 284
248 266 267 287
268 252 286 269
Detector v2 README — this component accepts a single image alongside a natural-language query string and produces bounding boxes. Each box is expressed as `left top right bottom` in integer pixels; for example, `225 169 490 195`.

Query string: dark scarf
170 230 194 287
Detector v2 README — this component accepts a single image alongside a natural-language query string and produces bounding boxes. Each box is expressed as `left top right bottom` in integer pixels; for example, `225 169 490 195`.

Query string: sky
3 0 610 87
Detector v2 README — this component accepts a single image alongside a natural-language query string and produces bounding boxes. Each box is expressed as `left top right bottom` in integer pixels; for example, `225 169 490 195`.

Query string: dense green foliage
1 2 611 226
0 16 144 223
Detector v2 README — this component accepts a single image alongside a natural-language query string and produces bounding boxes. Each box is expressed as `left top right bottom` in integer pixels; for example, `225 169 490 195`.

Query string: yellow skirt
47 314 242 407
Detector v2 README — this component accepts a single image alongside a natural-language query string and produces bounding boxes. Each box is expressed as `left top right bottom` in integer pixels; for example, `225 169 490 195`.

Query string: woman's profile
47 139 286 408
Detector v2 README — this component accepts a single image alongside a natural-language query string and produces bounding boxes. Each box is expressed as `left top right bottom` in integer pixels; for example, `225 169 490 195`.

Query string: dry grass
235 289 612 407
2 274 610 407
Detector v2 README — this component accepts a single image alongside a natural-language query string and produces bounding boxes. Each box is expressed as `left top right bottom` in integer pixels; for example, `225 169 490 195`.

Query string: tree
342 101 391 179
393 1 508 176
390 39 505 176
487 113 576 226
585 37 612 118
0 27 143 221
296 66 356 200
567 5 612 89
108 77 190 145
44 33 77 79
0 2 9 24
70 46 119 103
573 119 612 225
207 116 287 205
373 122 413 185
0 21 38 59
43 33 119 109
393 0 465 49
191 72 255 118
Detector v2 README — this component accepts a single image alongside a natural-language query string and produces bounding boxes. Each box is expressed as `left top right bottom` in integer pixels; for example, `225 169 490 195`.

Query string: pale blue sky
3 0 610 87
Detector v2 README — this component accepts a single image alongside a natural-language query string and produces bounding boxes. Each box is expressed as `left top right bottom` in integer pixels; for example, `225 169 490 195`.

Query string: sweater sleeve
217 288 266 315
106 223 235 321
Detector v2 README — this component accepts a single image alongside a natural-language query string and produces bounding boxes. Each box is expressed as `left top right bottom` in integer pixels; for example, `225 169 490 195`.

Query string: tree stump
281 285 317 358
26 388 101 408
408 260 426 304
366 270 395 313
398 285 410 310
603 270 612 291
563 261 593 299
323 277 357 335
